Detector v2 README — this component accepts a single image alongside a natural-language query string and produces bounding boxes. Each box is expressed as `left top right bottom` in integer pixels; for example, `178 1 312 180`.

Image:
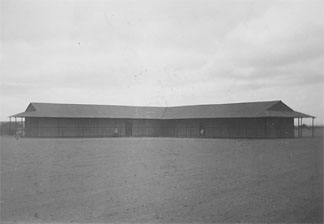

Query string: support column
298 117 301 138
297 118 299 137
299 118 301 137
296 118 298 137
300 117 303 137
312 117 314 137
15 117 17 136
22 117 24 137
9 117 12 136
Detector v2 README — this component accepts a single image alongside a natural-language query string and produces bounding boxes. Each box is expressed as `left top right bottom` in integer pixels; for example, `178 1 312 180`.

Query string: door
125 121 132 137
199 122 206 137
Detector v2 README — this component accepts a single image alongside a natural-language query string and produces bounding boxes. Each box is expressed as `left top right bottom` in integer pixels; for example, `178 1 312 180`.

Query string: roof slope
11 100 314 119
12 103 166 119
164 101 276 119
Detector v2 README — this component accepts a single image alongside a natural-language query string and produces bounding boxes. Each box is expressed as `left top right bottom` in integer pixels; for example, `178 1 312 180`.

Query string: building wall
25 118 161 137
160 118 293 138
162 119 200 137
25 117 294 138
131 119 161 137
204 118 267 138
266 117 294 138
162 118 267 138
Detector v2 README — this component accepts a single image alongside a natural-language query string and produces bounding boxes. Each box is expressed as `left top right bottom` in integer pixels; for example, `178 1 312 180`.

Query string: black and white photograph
0 0 323 223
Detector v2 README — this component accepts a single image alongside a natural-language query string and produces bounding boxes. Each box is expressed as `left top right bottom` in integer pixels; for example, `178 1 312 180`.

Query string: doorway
125 121 132 137
199 122 205 137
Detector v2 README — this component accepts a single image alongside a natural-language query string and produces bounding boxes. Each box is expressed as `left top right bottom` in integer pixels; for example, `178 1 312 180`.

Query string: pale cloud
0 0 323 124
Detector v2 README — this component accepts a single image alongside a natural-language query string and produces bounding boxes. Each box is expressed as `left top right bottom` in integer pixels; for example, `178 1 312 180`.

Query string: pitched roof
12 103 166 119
11 100 314 119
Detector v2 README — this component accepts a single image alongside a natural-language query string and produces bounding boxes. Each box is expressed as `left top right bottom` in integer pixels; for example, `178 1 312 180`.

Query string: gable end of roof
266 101 293 112
26 103 36 112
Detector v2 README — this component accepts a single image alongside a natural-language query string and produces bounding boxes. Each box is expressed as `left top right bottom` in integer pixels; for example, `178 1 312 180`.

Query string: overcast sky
0 0 323 124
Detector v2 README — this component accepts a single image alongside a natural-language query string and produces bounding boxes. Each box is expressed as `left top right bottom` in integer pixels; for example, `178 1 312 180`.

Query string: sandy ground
0 136 323 223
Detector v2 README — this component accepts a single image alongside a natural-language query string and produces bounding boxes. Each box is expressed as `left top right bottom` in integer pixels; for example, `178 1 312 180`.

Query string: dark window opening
125 121 132 137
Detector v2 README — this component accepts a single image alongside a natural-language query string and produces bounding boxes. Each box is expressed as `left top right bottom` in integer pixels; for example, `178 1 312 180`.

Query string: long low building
11 100 314 138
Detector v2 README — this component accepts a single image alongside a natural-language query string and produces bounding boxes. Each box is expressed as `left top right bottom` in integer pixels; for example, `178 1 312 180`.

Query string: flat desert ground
1 136 323 223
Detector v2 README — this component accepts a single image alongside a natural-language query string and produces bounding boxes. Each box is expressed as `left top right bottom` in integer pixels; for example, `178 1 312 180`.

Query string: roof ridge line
29 100 283 108
31 102 166 108
263 100 281 110
252 100 281 117
160 106 168 119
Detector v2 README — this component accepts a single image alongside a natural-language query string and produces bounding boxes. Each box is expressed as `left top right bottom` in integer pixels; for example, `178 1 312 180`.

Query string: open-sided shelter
10 100 314 138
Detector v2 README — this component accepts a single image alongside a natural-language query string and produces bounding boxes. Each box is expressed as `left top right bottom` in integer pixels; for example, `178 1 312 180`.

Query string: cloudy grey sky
1 0 323 124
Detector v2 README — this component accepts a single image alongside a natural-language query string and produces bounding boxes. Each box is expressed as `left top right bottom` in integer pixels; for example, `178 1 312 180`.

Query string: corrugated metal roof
12 103 166 119
164 101 277 119
11 100 314 119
